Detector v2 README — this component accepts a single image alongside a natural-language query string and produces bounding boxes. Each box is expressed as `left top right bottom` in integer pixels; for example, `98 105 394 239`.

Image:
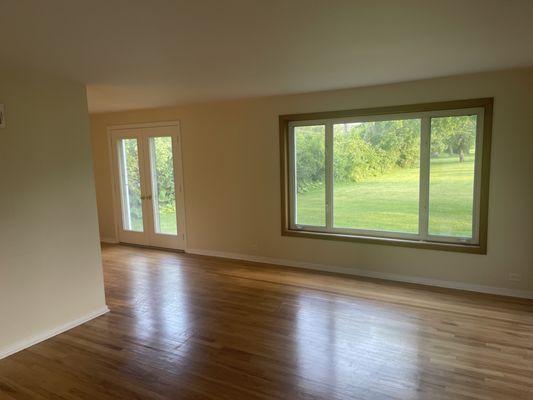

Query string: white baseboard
100 237 118 244
0 306 110 361
186 248 533 299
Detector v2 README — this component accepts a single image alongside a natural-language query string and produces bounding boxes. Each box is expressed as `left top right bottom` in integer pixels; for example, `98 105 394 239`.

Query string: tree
294 115 476 194
123 139 143 226
123 137 176 227
333 119 420 183
430 115 476 162
295 126 325 192
152 137 176 214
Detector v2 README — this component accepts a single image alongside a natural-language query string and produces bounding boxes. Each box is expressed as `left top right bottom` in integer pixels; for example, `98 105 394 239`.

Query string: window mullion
419 115 431 240
325 122 334 229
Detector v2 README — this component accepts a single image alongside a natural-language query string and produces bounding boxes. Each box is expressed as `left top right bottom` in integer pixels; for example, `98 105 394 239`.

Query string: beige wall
0 70 107 356
90 68 533 296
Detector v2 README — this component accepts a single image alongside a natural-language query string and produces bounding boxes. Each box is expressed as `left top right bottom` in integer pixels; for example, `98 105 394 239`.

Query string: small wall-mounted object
0 104 5 128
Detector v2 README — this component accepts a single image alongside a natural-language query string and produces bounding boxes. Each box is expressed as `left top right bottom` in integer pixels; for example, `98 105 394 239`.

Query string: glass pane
429 115 477 238
150 136 177 235
333 119 421 233
294 125 326 226
118 138 143 232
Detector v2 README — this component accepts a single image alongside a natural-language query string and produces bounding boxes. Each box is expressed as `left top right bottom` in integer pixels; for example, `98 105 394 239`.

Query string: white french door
109 122 186 250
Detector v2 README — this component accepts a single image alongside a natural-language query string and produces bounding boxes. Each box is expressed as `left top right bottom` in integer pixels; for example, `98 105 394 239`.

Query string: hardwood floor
1 244 532 399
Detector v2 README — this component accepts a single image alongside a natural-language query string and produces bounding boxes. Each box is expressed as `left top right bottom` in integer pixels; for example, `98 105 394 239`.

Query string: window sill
282 228 486 254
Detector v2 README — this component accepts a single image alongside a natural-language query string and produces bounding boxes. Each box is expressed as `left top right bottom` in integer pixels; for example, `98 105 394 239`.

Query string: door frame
107 121 187 250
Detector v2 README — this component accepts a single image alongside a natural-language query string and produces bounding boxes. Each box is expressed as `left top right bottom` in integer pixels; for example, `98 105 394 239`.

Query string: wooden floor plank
1 243 532 399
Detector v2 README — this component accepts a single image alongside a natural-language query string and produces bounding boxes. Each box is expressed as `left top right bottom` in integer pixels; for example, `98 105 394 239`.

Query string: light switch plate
0 104 5 128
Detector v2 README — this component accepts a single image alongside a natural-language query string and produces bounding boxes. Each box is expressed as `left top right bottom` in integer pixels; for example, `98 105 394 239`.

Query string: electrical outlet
0 104 5 128
508 273 521 282
250 241 259 251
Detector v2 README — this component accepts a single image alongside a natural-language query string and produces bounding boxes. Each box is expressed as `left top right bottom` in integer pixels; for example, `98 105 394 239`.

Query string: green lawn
158 211 178 235
297 155 475 237
130 210 177 235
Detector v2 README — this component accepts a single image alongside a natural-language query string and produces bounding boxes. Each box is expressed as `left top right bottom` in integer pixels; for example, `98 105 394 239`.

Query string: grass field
130 211 177 235
297 155 475 237
158 212 178 234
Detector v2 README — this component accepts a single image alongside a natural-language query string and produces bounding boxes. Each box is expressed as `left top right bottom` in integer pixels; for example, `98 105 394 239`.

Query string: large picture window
280 98 493 253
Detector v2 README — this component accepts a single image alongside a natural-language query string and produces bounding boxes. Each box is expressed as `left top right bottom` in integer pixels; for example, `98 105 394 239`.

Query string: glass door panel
117 138 144 232
149 136 178 236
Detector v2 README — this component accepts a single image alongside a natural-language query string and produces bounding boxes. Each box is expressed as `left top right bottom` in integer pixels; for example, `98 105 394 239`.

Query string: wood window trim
279 98 493 254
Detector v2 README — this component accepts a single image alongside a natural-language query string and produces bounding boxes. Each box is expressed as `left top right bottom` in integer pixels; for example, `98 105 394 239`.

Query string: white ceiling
1 1 533 113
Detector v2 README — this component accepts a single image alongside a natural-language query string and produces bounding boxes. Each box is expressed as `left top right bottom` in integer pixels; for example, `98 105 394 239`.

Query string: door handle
141 195 152 200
